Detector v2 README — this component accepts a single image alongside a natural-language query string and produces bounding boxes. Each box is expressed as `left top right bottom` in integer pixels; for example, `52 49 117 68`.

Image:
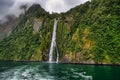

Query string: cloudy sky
0 0 90 23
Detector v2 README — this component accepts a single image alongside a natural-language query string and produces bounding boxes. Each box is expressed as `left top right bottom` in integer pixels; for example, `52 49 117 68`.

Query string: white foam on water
78 72 93 80
73 71 93 80
0 66 28 80
0 65 55 80
0 64 93 80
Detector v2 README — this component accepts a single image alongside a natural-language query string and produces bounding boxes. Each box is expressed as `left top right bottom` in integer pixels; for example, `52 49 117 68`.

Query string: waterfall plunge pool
0 61 120 80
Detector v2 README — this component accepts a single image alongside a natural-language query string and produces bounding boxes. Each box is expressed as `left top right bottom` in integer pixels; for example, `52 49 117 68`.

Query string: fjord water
0 62 120 80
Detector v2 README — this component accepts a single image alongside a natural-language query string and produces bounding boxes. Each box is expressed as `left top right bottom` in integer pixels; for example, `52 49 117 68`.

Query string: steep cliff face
0 4 53 61
0 0 120 64
57 0 120 64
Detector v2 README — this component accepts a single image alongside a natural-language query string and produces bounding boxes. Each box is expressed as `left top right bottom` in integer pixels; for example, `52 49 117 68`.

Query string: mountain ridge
0 0 120 64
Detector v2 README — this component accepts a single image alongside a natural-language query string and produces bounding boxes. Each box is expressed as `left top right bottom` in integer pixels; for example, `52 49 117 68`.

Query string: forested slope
0 0 120 64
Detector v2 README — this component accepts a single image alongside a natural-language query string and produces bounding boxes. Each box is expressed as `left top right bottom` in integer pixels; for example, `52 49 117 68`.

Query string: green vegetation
0 0 120 64
0 4 54 61
57 0 120 64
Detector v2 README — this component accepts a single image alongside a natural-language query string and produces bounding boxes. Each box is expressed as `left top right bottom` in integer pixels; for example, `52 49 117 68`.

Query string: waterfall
49 19 59 63
55 43 59 63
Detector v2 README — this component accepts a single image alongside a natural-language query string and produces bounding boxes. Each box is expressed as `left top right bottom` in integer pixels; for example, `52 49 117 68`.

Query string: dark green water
0 61 120 80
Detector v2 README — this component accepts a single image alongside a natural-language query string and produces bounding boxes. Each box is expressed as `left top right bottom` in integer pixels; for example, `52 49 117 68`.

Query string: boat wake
0 64 93 80
0 65 55 80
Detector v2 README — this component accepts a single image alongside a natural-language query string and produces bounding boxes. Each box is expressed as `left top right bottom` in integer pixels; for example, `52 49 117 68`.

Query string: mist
0 0 90 24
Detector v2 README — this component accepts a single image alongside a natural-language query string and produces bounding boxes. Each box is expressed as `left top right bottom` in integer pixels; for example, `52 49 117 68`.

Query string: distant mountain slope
0 4 53 61
0 0 120 64
0 15 19 40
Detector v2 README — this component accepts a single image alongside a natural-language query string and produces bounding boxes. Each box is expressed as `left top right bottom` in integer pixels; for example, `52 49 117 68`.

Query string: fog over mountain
0 0 90 24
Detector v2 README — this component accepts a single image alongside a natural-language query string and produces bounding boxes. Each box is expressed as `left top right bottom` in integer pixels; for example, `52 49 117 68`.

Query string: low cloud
0 0 90 24
44 0 90 13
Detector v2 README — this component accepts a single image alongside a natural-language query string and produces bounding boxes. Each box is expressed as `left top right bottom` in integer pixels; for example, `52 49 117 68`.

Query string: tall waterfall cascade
49 19 59 63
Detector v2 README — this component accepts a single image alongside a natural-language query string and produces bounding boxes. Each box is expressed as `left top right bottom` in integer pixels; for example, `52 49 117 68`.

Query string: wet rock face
61 52 95 64
33 18 43 34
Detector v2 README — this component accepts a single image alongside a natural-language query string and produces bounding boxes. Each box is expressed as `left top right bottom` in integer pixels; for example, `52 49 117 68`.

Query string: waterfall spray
49 19 59 63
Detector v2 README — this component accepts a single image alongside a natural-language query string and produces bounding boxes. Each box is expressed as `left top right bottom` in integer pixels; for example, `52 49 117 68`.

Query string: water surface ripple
0 62 120 80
